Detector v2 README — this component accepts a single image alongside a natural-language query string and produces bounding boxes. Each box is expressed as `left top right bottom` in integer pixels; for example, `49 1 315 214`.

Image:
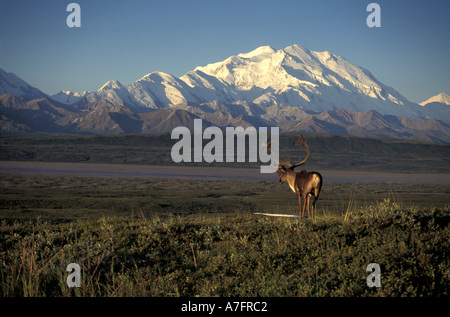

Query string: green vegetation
1 175 449 297
1 133 449 297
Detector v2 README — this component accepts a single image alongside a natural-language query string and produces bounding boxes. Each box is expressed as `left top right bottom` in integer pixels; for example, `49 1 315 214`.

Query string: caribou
267 135 322 219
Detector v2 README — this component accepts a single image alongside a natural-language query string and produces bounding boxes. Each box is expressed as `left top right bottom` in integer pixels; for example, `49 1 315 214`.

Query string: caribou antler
265 136 290 175
267 133 322 219
290 134 310 170
280 156 291 166
265 135 310 170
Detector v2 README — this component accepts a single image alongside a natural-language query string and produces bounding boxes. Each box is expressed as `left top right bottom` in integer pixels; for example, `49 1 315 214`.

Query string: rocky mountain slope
1 45 449 143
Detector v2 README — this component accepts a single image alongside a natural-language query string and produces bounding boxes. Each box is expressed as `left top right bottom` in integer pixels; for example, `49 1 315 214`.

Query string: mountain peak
139 71 179 83
420 92 450 106
99 80 123 91
0 68 47 100
50 90 91 105
237 45 276 59
188 44 414 116
2 45 447 120
282 44 309 54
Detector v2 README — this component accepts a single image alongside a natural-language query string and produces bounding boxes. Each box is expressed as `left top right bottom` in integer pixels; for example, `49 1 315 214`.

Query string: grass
2 132 450 173
1 175 449 297
1 175 449 222
1 206 449 297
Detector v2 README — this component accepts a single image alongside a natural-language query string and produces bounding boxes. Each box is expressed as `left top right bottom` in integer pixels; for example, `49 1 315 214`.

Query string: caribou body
268 135 322 219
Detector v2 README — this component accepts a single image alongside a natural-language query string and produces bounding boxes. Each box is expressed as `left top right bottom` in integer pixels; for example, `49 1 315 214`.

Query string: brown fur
278 167 322 219
268 134 323 219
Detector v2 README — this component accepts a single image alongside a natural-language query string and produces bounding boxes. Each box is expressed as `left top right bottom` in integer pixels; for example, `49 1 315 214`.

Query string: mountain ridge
1 44 450 143
3 44 440 120
1 92 450 144
0 68 47 100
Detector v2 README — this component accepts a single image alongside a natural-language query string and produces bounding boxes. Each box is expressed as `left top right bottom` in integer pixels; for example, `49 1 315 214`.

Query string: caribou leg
306 194 311 219
303 194 308 218
297 192 303 218
313 193 320 220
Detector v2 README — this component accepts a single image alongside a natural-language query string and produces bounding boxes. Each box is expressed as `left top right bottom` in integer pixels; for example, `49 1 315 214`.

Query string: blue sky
0 0 449 103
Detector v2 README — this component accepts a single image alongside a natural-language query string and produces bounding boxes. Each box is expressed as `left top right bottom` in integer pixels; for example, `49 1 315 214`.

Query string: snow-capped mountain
50 90 91 105
56 44 431 119
420 92 450 106
2 44 450 140
186 44 416 116
0 68 47 100
3 45 449 120
64 72 203 108
417 92 450 120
